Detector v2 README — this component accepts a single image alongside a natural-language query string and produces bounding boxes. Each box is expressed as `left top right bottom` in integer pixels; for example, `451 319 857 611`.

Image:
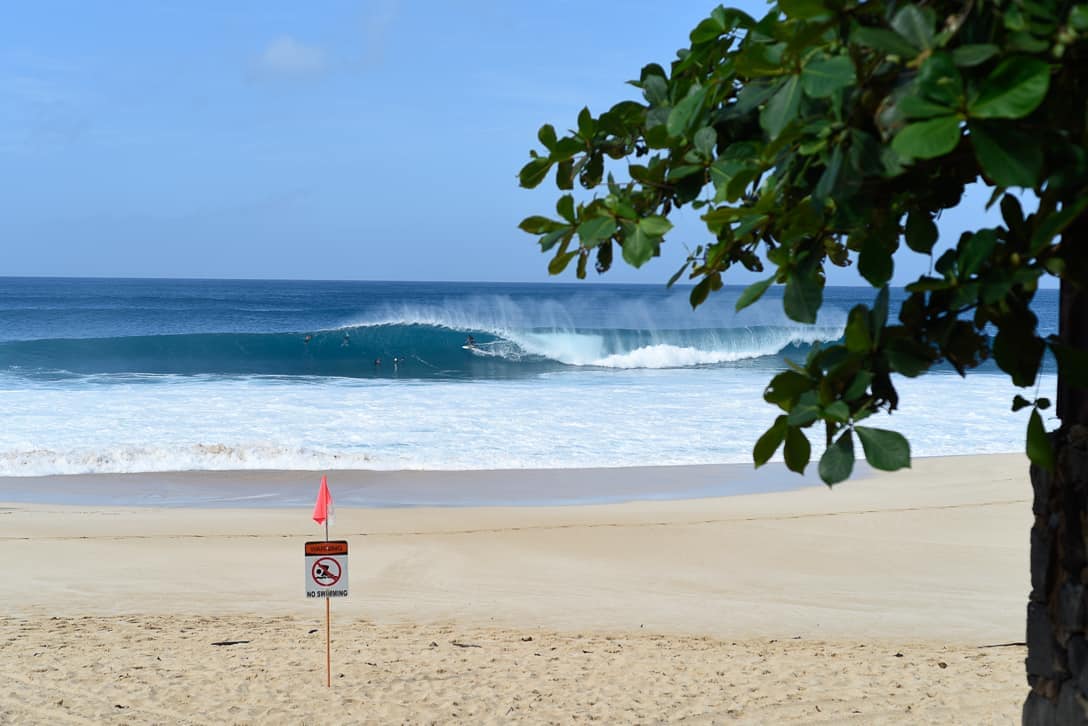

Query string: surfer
303 334 312 344
465 335 475 349
341 333 350 347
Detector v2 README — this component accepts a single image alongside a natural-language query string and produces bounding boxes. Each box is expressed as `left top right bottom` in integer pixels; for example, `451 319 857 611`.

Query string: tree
518 1 1088 720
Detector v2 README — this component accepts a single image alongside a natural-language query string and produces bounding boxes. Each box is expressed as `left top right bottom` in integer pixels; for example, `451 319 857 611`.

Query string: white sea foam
0 367 1056 477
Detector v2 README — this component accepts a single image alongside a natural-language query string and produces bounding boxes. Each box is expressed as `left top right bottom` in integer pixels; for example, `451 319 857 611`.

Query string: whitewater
0 278 1058 477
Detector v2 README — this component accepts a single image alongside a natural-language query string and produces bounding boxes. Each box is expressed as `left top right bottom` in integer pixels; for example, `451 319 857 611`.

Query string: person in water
465 335 475 348
303 334 312 344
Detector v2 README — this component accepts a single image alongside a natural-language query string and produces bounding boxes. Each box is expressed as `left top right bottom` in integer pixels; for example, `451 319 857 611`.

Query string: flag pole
326 596 331 687
313 473 334 687
324 475 330 686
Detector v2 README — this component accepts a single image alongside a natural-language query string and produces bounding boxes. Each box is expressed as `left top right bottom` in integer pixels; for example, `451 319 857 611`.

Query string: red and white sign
305 540 348 598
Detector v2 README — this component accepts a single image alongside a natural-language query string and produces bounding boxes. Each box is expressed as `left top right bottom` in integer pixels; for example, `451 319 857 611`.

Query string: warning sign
305 540 349 598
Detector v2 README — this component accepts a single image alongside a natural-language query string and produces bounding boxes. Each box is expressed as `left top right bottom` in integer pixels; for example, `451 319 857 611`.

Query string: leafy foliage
520 0 1088 483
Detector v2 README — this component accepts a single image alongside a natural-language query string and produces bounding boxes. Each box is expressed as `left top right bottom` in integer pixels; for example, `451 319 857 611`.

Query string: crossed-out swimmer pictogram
311 557 342 587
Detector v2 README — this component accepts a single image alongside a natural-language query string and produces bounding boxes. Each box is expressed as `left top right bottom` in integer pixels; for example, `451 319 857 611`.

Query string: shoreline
0 450 1019 509
0 459 847 508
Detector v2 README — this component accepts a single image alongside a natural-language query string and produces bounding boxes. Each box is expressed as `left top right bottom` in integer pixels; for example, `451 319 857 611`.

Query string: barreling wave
0 319 844 379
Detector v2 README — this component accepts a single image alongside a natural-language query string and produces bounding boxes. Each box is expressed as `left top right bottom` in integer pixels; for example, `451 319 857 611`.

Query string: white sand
0 454 1031 722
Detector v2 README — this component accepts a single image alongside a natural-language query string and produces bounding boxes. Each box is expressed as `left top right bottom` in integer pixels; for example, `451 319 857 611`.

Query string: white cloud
254 36 327 78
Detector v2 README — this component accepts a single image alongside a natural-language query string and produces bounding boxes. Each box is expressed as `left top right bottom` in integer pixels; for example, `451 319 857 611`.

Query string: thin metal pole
323 504 331 687
326 596 331 687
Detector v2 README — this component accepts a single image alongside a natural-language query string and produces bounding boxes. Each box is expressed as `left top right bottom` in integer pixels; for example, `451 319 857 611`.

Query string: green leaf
642 75 668 106
519 157 553 188
818 430 855 485
899 94 956 120
577 106 595 137
556 195 575 224
783 427 812 474
854 426 911 471
844 371 871 400
761 75 802 139
1012 394 1033 412
844 305 873 352
690 16 725 44
824 401 851 422
851 26 919 58
969 121 1042 188
1027 408 1054 471
788 391 821 426
735 276 775 312
1030 196 1088 253
667 164 704 181
885 338 931 376
801 56 856 98
813 144 843 204
891 5 936 50
537 124 558 150
992 328 1044 387
622 225 658 267
952 44 999 67
904 211 938 253
870 286 890 334
548 250 578 275
891 115 961 159
783 265 823 324
690 276 712 308
1073 4 1088 31
957 229 997 277
667 86 707 137
765 370 814 409
638 215 673 236
858 234 894 287
969 57 1050 119
519 216 565 234
667 260 689 288
538 229 568 252
754 416 788 467
693 126 717 157
577 217 616 246
779 0 828 20
915 52 963 108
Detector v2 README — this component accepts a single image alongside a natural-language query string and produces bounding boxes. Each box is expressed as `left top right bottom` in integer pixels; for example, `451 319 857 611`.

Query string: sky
1 0 1030 286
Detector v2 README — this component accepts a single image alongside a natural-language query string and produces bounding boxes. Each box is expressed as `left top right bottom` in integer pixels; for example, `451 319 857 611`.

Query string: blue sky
2 1 1021 286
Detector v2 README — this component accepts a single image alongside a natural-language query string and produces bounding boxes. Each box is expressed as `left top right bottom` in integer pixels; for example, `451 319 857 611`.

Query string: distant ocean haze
0 278 1058 478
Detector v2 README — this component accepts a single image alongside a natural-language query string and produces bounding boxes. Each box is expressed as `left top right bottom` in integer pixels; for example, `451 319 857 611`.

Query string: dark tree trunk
1024 216 1088 724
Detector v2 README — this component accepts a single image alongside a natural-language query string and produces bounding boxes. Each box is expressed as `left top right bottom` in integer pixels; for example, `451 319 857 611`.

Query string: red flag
312 475 334 526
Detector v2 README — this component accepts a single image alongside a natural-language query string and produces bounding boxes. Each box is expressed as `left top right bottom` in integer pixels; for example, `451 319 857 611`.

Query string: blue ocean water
0 277 1058 477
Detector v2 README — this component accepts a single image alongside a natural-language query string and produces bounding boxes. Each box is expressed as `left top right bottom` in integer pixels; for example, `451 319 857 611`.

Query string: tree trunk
1023 218 1088 723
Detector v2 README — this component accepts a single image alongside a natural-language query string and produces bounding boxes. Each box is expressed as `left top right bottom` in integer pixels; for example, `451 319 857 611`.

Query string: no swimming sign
305 540 349 598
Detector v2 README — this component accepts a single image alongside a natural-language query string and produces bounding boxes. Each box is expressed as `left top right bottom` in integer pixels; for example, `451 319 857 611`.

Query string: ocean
0 277 1058 481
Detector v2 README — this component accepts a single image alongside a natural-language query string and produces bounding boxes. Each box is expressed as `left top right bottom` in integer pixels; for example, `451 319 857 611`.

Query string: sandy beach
0 454 1030 723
